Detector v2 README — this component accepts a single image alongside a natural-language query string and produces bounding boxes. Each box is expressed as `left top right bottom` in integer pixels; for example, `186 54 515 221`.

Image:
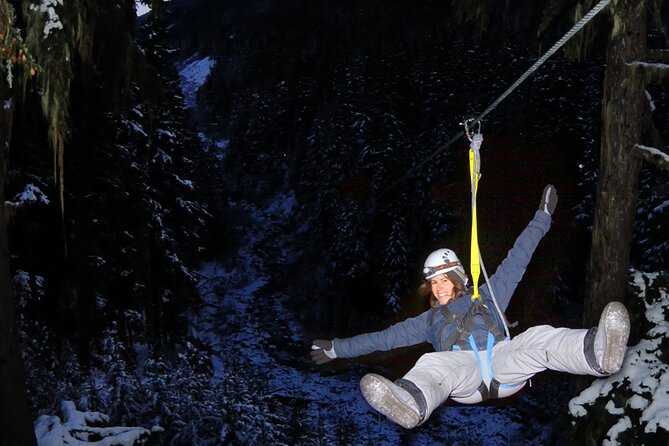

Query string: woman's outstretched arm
480 185 556 311
311 310 431 363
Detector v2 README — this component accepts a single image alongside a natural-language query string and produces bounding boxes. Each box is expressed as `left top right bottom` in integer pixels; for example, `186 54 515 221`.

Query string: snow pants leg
491 325 606 387
398 325 605 424
399 351 482 422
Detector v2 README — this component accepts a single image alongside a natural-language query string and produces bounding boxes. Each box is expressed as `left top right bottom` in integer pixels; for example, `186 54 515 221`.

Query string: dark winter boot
359 373 421 429
585 301 630 375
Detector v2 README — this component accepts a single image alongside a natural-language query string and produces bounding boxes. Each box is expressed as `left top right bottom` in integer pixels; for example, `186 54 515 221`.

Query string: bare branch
634 144 669 173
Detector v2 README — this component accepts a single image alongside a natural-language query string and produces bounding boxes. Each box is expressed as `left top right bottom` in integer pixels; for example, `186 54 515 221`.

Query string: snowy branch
627 61 669 83
643 90 668 150
634 144 669 173
646 49 669 64
34 401 164 446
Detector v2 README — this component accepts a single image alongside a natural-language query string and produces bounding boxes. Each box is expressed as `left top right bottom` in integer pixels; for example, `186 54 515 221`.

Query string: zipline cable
472 0 611 125
380 0 612 196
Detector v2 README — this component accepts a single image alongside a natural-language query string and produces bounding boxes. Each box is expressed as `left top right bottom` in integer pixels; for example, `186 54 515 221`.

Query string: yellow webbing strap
468 133 483 300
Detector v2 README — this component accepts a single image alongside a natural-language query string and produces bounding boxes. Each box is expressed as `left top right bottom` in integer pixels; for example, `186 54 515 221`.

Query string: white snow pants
401 325 605 421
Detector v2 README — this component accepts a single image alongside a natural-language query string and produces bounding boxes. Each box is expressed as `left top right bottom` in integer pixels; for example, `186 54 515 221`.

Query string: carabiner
462 118 482 142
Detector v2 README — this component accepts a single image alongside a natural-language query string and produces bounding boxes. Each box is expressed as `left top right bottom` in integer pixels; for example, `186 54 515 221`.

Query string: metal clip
462 118 482 142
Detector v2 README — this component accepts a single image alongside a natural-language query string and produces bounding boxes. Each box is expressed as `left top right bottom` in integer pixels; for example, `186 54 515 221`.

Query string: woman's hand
539 184 558 215
311 339 337 364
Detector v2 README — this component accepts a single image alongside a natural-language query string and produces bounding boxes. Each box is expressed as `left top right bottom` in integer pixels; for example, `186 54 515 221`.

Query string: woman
311 185 630 429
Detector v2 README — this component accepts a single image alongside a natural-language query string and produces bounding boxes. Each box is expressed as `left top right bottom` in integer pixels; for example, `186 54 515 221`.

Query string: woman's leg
360 350 481 428
491 325 605 386
400 351 482 421
492 301 630 390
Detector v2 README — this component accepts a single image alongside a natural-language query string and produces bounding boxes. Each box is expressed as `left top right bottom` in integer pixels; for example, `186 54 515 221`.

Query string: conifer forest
1 1 668 445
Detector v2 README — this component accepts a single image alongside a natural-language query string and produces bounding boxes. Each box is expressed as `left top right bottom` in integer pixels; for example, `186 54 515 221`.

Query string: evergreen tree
3 2 215 441
0 1 40 443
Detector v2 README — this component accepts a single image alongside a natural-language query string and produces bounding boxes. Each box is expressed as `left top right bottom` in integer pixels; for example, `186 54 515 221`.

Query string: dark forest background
1 0 668 444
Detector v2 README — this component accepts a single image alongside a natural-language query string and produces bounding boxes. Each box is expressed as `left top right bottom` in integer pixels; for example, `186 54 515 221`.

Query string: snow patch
178 55 216 109
153 149 172 164
605 400 624 415
13 183 50 205
635 144 669 164
30 0 64 37
135 1 150 17
156 128 176 141
644 90 656 112
653 200 669 214
628 61 669 70
34 400 161 446
120 117 148 138
602 416 632 446
197 132 229 160
640 371 669 433
174 174 194 190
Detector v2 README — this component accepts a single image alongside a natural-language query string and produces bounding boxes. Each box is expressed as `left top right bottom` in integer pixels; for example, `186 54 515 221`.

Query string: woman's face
430 273 455 305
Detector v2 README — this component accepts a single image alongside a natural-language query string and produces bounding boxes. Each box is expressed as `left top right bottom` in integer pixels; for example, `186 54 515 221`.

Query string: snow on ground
190 187 405 443
197 132 229 160
177 55 216 109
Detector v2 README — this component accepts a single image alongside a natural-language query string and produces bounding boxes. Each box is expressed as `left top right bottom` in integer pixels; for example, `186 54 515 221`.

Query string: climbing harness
428 294 505 352
380 0 612 196
453 331 526 403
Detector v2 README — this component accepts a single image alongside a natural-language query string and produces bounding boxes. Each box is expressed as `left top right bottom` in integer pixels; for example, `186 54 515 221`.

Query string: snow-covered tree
567 270 669 445
35 401 162 446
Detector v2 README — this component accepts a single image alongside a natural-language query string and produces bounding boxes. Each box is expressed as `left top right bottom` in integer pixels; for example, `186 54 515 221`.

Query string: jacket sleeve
480 210 551 312
333 311 430 358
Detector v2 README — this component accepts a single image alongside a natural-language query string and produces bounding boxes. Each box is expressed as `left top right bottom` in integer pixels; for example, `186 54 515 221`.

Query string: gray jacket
334 210 551 357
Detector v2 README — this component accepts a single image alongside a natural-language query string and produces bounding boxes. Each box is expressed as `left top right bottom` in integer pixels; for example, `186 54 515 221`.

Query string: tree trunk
0 86 38 445
584 0 646 326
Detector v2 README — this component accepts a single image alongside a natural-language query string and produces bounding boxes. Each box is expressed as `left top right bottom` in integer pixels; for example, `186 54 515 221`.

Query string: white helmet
423 248 468 286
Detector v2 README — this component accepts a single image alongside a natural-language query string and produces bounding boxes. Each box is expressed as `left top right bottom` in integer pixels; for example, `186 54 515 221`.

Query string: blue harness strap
467 331 519 401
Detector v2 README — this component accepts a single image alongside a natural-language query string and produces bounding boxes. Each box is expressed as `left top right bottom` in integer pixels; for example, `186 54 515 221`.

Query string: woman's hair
420 271 465 308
